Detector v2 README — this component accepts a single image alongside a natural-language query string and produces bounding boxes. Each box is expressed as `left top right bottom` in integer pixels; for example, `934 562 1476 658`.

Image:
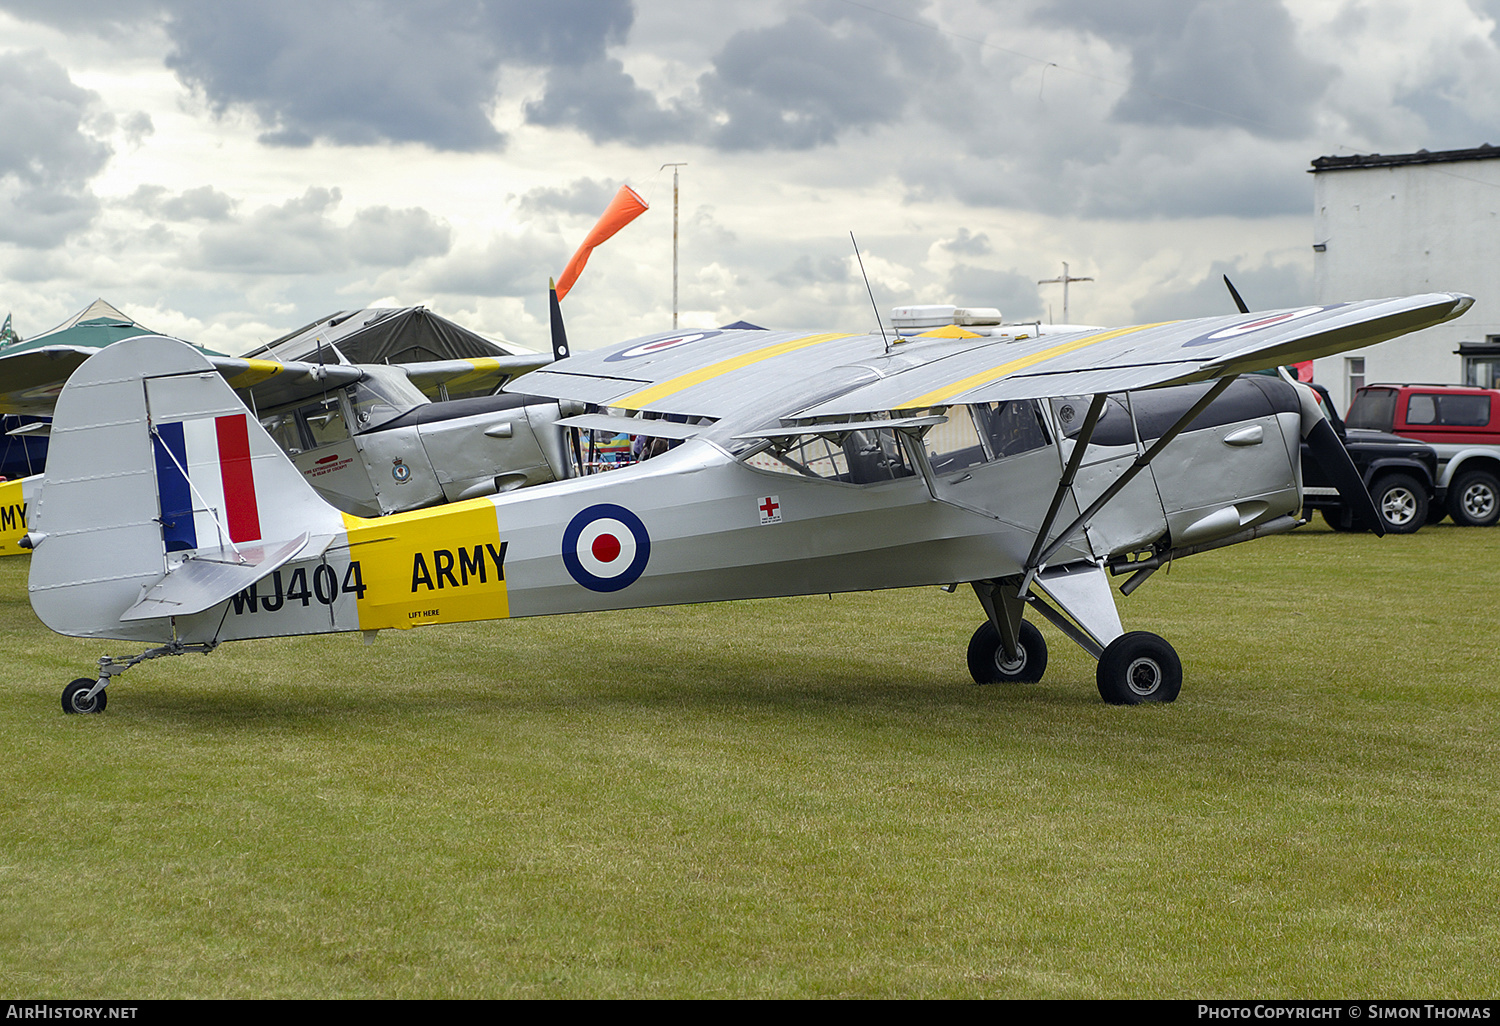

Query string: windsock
554 184 648 302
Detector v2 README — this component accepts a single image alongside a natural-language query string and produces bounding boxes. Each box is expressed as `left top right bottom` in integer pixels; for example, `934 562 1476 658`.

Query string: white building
1309 145 1500 415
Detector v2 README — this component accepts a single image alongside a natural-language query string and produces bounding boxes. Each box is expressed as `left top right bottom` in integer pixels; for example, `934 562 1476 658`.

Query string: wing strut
1021 392 1110 574
1021 375 1239 595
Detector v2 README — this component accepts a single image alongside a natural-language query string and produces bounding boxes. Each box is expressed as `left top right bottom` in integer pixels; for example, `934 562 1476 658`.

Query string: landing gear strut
58 641 218 714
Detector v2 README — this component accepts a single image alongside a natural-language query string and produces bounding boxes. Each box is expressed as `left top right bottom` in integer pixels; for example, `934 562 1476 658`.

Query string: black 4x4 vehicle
1301 384 1441 534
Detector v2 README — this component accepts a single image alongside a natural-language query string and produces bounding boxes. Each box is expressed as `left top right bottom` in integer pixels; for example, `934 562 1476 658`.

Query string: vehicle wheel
1427 503 1448 526
1370 473 1427 534
61 678 106 714
1096 632 1182 705
1447 470 1500 527
967 620 1047 684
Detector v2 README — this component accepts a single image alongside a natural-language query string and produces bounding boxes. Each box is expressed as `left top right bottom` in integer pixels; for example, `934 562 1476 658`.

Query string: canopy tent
246 306 534 367
0 298 180 357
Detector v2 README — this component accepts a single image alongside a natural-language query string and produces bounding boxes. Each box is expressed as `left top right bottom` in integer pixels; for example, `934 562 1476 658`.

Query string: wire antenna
850 232 890 353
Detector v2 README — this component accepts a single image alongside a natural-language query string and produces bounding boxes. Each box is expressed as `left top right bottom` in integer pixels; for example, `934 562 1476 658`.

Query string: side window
748 428 914 483
299 396 351 448
1437 394 1490 427
972 400 1050 459
1406 394 1436 425
924 407 988 476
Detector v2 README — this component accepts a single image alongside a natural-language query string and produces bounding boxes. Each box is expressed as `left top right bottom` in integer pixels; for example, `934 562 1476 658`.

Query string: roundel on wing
1181 305 1343 348
604 331 721 362
562 503 651 592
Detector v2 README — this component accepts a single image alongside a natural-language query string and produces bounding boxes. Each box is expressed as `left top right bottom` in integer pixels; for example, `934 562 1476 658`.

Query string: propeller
1223 274 1249 315
1302 412 1385 536
548 278 570 362
1225 274 1384 534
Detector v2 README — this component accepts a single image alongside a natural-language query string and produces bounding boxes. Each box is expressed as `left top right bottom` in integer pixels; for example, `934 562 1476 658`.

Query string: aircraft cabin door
920 400 1077 535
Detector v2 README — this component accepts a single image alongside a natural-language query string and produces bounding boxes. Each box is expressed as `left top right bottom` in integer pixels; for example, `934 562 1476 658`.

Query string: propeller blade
1223 275 1250 314
549 280 570 362
1304 417 1385 537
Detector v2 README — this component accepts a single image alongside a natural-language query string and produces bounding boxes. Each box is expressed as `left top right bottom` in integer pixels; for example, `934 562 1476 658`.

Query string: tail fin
28 336 344 641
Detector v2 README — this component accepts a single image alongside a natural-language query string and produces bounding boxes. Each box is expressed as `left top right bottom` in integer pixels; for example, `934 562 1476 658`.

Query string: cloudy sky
2 0 1499 355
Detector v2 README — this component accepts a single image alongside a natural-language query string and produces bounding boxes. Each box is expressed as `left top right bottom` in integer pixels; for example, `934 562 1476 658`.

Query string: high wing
400 353 553 398
513 294 1473 419
0 341 365 417
0 346 113 416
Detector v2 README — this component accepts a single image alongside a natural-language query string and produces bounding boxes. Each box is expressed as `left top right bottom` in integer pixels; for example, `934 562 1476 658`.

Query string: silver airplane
25 291 1471 713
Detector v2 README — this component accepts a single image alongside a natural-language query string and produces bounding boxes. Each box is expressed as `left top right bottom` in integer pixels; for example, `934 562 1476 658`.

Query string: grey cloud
524 56 702 144
770 253 851 288
525 0 956 151
195 187 450 273
940 229 992 257
121 111 154 146
1130 259 1312 323
197 187 348 272
517 178 626 218
1034 0 1334 139
128 184 236 221
417 232 568 298
348 205 453 266
947 265 1044 321
0 49 110 247
697 3 952 151
162 2 508 150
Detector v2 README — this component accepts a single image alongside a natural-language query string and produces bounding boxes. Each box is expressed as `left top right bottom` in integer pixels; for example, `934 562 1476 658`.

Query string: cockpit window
972 400 1051 459
745 427 915 483
922 401 1051 475
350 366 428 431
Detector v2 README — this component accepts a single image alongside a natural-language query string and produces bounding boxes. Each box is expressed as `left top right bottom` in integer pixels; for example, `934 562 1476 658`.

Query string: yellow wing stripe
896 322 1178 409
436 357 505 395
221 359 287 390
613 333 852 409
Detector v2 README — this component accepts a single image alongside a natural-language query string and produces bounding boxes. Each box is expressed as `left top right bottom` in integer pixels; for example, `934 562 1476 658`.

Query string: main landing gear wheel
1096 632 1182 705
61 678 106 715
967 620 1048 684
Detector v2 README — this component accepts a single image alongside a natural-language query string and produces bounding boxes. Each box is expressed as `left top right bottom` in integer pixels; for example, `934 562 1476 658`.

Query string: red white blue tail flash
151 414 263 552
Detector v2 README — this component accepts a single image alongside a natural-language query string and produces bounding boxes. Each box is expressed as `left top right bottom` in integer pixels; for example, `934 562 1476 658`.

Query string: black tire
1447 469 1500 527
61 678 106 714
1096 632 1182 705
967 620 1047 684
1370 473 1428 534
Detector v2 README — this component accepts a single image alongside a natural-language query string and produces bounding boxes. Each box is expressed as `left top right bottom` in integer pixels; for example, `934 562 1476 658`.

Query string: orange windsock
554 184 648 302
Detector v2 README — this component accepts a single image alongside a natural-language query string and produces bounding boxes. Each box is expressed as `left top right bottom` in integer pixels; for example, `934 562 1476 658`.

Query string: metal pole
1038 261 1094 324
673 166 679 329
661 163 686 329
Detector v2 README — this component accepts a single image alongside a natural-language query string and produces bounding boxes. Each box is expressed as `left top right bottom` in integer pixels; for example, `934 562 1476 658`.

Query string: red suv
1345 384 1500 526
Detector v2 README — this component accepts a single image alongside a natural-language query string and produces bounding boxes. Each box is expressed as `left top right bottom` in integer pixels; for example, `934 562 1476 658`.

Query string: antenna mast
661 163 687 328
1038 261 1094 324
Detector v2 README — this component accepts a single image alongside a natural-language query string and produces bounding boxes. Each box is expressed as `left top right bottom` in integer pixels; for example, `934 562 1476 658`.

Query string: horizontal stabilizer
119 533 321 621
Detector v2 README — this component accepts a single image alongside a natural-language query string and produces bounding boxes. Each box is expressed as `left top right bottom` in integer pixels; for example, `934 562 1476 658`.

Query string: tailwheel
62 678 107 715
1096 632 1181 705
967 620 1048 684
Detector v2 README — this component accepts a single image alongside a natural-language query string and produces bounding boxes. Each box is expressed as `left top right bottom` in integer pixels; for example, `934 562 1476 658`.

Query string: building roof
1310 144 1500 173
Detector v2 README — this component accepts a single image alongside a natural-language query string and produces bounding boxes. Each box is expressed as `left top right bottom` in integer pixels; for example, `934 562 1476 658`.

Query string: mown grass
1 522 1497 998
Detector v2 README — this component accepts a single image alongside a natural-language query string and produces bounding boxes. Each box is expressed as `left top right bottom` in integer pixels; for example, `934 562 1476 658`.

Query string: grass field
1 522 1497 998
